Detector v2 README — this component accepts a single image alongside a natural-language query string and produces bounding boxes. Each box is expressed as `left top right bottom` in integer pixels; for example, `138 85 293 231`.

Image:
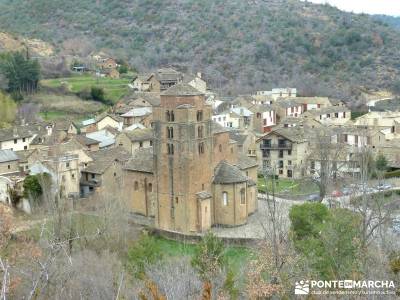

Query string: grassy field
41 74 131 103
258 177 319 195
153 236 253 271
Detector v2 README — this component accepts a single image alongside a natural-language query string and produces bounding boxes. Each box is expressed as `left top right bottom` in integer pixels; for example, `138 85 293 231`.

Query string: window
91 174 95 179
134 181 139 191
240 188 246 205
279 160 284 168
279 150 284 158
66 162 70 168
202 183 205 190
113 172 117 177
167 127 174 139
22 138 26 142
72 173 75 179
148 183 153 192
287 170 293 178
150 140 153 146
222 192 228 206
219 144 222 152
14 139 17 144
288 160 292 165
198 126 204 138
355 135 358 144
167 143 174 155
198 142 204 154
7 165 10 170
139 142 143 148
288 150 292 156
170 111 175 122
175 197 179 204
279 169 283 175
344 134 348 143
335 113 339 118
197 110 203 121
24 146 27 150
166 110 170 121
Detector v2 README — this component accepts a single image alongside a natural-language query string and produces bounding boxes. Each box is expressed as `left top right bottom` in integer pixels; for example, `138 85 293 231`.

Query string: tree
23 175 44 202
0 92 17 128
90 86 107 103
191 232 225 300
375 153 388 172
0 51 40 99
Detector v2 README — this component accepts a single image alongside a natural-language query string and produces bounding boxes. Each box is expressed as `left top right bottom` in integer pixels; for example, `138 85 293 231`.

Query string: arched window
170 111 175 122
167 143 174 155
197 110 203 121
148 183 153 192
198 142 204 154
134 181 139 191
222 192 228 206
166 110 170 121
167 127 174 139
240 188 246 205
198 126 203 138
219 144 222 152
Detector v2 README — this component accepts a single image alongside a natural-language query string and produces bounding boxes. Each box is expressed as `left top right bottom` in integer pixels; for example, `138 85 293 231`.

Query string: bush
385 170 400 178
126 232 162 278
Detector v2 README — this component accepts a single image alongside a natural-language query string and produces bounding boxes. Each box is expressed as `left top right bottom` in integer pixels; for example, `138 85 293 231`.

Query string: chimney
13 127 18 137
197 72 202 79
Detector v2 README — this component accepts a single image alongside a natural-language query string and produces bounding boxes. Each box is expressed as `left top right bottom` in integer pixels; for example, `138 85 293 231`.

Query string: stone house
183 73 207 93
131 74 152 92
303 106 351 126
81 114 122 133
116 128 153 154
121 107 152 127
0 150 20 175
74 135 100 152
251 104 276 133
0 127 35 151
257 126 309 178
97 58 118 70
212 107 253 130
80 147 130 198
273 99 304 122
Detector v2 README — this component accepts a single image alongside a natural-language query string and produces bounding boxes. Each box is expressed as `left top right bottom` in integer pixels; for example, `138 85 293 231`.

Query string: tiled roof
161 83 204 96
0 126 34 142
236 154 258 170
85 147 130 174
124 128 153 142
124 148 153 173
213 161 248 184
121 107 152 117
75 135 100 146
0 149 19 163
212 122 231 134
196 191 212 200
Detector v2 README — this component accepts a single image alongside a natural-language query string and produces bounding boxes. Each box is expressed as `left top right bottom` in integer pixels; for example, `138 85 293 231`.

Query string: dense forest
1 0 400 101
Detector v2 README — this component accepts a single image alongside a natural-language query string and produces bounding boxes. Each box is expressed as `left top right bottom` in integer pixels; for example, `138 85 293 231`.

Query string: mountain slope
0 0 399 100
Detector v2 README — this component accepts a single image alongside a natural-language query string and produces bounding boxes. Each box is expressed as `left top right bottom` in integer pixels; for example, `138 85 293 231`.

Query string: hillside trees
0 92 16 128
0 52 40 99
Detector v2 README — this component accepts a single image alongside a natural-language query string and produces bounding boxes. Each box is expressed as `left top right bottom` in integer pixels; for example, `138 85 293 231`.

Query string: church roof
161 83 204 96
213 161 248 184
236 154 258 170
124 148 154 173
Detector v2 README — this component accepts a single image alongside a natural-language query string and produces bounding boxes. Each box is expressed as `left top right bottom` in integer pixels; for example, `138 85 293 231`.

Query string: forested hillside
1 0 400 101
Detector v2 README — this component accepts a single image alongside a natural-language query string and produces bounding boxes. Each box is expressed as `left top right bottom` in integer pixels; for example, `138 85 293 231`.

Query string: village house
303 105 351 126
148 68 183 92
354 111 400 129
0 150 20 175
80 147 130 198
131 74 152 92
97 57 118 70
182 73 207 93
74 135 100 152
121 107 152 127
0 127 36 151
257 126 310 178
85 129 117 149
81 114 123 133
255 88 297 100
250 104 276 133
272 99 304 122
293 96 332 111
212 106 253 129
116 128 153 154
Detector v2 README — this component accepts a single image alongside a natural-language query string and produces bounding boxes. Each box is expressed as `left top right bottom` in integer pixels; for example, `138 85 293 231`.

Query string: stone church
123 83 258 234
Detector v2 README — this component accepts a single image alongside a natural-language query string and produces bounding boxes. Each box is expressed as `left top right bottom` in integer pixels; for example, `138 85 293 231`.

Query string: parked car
376 183 392 191
307 194 320 202
331 190 343 197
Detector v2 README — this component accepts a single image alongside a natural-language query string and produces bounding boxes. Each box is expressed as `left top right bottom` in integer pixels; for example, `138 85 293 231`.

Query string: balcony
260 142 292 150
80 178 102 187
